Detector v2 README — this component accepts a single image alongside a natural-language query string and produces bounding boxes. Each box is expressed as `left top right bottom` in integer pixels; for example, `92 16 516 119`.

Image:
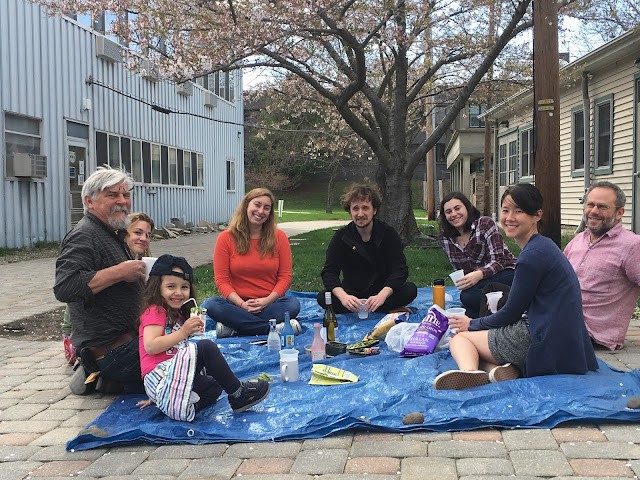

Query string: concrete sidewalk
1 220 640 479
0 220 347 325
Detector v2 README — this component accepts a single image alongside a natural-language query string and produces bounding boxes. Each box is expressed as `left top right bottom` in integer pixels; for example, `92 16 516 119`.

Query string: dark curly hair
340 183 382 212
438 192 481 239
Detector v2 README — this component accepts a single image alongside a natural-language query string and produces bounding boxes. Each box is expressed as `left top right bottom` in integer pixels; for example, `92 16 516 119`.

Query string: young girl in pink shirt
137 254 269 421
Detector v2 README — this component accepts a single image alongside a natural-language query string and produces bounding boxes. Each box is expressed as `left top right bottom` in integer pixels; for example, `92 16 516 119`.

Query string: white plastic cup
485 291 504 313
358 300 368 319
141 257 158 280
279 349 299 382
445 307 466 334
449 269 465 286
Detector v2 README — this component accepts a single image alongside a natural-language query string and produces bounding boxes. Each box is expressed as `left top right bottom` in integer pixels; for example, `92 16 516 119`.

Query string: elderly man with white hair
55 166 146 394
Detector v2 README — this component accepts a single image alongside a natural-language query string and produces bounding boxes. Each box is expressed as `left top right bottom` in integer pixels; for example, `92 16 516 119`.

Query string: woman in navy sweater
434 184 598 390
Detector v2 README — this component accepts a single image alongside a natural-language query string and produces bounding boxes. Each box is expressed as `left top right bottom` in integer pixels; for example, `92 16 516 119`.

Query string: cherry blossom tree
34 0 570 240
245 76 371 210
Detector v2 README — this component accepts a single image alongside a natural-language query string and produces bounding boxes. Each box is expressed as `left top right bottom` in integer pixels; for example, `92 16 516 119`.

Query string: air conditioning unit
96 36 122 63
176 81 194 96
6 152 47 178
204 91 218 108
139 59 159 82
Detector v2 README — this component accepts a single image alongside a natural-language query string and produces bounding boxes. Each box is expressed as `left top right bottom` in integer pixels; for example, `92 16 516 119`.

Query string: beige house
443 104 492 211
482 29 640 230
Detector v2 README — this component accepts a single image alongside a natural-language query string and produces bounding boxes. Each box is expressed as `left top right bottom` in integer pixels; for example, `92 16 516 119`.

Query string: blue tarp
67 288 640 451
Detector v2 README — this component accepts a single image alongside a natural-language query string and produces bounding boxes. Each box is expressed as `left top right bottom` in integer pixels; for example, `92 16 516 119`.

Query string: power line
86 76 343 136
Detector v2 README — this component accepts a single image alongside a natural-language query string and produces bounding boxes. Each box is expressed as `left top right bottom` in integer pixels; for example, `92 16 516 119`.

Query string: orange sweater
214 229 293 300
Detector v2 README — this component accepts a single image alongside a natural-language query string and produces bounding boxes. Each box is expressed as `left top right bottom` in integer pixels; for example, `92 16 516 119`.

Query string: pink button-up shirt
564 222 640 350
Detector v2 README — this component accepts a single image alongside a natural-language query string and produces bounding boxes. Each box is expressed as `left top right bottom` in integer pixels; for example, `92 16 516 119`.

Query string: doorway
66 121 91 228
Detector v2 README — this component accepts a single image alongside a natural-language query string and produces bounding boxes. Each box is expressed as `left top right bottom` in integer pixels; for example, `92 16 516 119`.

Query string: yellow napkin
309 364 359 385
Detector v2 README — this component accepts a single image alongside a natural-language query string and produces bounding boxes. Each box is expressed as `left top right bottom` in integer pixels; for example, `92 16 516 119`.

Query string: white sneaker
276 318 302 335
216 322 237 338
488 363 520 383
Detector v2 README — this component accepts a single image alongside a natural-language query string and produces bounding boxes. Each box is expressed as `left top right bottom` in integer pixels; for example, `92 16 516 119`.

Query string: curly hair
340 183 382 212
227 187 277 257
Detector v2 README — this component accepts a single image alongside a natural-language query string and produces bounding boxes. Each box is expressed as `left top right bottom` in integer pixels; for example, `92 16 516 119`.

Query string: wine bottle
323 292 338 342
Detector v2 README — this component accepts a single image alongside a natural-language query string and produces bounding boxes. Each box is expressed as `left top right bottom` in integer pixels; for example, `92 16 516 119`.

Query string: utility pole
533 0 561 246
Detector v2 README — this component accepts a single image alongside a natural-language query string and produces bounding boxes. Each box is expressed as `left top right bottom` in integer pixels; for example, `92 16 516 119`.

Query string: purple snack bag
400 305 449 357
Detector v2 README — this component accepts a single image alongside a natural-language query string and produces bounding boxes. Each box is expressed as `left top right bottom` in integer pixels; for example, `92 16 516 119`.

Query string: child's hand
137 398 153 409
184 315 204 336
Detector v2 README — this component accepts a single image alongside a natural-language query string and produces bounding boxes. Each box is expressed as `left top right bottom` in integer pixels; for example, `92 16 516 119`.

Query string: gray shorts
488 318 530 371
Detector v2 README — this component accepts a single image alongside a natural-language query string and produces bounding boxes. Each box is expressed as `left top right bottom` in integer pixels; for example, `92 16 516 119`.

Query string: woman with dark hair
438 192 516 318
202 188 300 337
433 184 598 390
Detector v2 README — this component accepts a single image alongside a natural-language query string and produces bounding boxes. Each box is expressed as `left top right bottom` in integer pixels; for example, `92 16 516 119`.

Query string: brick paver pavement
1 221 640 479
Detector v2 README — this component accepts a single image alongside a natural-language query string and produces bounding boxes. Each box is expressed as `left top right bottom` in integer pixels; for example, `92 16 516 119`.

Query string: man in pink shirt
564 181 640 350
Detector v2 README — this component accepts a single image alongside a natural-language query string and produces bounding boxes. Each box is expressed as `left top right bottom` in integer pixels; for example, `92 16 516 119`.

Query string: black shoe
228 379 270 413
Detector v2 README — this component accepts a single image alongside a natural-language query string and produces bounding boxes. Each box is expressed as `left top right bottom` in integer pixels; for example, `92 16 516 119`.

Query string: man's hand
136 398 153 409
88 260 146 294
118 260 147 283
364 287 393 312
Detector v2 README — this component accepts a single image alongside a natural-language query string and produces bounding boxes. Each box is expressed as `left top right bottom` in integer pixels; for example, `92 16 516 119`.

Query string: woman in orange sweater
202 188 301 337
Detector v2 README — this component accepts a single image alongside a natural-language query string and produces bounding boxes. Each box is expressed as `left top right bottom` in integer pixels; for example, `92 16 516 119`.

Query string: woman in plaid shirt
438 192 516 317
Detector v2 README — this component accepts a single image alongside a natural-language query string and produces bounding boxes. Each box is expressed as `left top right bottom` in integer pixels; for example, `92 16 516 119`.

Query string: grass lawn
194 224 578 297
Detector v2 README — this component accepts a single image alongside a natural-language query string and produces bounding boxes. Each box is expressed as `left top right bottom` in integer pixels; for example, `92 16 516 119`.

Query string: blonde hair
228 188 277 257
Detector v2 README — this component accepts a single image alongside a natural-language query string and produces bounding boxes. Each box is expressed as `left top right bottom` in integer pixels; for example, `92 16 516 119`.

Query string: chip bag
400 305 449 357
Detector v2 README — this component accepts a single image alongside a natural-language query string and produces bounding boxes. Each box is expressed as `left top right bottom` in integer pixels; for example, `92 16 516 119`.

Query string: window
508 140 518 184
151 144 161 183
469 105 485 128
168 148 178 184
196 154 204 186
108 135 120 168
520 127 534 178
226 159 236 191
196 70 236 102
594 96 612 170
183 150 192 186
572 107 584 171
131 140 142 182
498 143 507 187
94 130 202 186
4 113 41 157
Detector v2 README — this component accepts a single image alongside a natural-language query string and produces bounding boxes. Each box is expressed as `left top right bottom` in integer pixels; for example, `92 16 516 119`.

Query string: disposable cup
445 307 465 335
485 291 504 313
141 257 158 280
449 269 464 286
358 300 368 319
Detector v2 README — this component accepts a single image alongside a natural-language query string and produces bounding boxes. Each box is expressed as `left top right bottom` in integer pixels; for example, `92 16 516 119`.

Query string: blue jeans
460 268 515 318
95 337 144 394
202 295 301 335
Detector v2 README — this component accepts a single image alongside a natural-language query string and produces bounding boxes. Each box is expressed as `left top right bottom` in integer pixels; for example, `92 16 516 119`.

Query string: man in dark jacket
317 184 417 314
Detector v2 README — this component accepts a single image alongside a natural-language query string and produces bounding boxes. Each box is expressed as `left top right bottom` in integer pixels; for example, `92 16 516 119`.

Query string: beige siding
559 63 637 228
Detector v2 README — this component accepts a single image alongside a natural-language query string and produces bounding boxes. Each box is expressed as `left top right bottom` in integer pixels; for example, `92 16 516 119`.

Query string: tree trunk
376 168 419 244
326 171 336 214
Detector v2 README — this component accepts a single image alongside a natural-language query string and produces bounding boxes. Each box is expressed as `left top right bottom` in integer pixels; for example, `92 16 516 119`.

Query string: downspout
576 70 591 233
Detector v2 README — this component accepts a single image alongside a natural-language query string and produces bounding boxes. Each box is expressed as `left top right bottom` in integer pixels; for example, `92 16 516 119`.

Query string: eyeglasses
584 202 621 211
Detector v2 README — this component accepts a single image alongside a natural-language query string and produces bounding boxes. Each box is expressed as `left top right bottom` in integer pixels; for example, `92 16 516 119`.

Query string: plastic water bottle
281 311 295 348
267 318 281 351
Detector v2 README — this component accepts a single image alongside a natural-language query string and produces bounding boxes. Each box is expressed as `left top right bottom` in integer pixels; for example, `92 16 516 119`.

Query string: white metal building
1 0 245 248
